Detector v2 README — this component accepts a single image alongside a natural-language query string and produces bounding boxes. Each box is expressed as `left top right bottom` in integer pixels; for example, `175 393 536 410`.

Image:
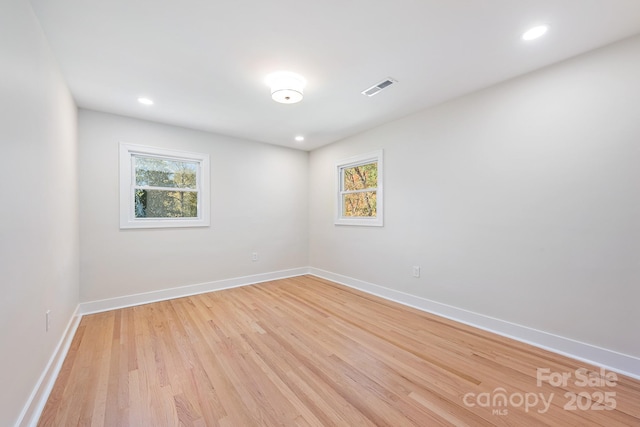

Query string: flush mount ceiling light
294 135 305 142
137 97 154 105
522 25 549 41
265 71 306 104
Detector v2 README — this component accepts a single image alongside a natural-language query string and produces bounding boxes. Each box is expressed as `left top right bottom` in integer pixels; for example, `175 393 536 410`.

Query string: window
335 150 383 226
119 143 210 228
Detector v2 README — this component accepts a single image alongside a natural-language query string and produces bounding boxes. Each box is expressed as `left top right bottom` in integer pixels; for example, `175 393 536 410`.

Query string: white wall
309 35 640 359
78 110 309 302
0 1 79 425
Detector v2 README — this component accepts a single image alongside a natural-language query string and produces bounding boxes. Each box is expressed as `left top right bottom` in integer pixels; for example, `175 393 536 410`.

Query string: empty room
2 0 640 425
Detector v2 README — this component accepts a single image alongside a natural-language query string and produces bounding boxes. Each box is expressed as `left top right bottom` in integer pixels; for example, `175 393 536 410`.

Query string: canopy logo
463 388 553 415
462 367 618 416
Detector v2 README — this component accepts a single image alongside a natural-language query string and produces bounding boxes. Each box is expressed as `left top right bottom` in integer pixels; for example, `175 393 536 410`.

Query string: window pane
134 156 198 189
343 162 378 191
135 189 198 218
343 192 377 217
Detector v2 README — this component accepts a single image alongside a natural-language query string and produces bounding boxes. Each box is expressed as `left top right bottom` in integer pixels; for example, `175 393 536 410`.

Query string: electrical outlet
412 266 420 278
46 310 51 332
251 252 259 262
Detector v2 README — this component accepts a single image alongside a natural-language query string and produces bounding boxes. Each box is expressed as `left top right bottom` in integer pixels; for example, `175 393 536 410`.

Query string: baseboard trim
78 267 309 315
308 268 640 380
17 305 81 427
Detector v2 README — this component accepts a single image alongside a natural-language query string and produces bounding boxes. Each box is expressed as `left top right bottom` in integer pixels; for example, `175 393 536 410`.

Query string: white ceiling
29 0 640 151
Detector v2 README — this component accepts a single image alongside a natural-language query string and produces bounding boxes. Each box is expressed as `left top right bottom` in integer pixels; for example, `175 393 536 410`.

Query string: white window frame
119 143 210 229
335 150 383 227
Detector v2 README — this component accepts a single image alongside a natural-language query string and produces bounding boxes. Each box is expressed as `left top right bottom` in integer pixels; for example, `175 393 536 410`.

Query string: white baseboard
308 268 640 380
78 267 309 315
17 306 81 427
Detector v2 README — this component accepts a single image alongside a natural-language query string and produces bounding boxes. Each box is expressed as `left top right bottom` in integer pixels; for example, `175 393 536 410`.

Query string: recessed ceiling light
522 25 549 41
137 97 154 105
295 135 305 142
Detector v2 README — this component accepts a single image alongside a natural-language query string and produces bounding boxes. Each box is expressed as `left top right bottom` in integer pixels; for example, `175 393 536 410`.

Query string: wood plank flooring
39 275 640 426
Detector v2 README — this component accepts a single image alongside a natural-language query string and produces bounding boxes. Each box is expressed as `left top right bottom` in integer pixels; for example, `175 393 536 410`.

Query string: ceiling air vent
361 77 397 97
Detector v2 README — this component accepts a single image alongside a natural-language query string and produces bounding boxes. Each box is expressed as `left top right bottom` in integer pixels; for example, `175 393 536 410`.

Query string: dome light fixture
294 135 305 142
265 71 306 104
522 24 549 41
137 97 154 105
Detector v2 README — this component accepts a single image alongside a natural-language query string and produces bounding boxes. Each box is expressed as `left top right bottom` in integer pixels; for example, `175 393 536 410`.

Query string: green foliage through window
133 156 198 218
341 161 378 217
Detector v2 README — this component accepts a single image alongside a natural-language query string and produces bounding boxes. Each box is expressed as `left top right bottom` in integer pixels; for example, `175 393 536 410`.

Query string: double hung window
335 150 383 226
119 143 210 228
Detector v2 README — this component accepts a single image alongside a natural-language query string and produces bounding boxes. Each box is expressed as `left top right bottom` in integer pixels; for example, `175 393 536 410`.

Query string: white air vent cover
361 77 397 97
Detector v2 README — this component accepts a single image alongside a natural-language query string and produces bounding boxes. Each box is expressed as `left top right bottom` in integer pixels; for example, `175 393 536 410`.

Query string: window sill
334 218 383 227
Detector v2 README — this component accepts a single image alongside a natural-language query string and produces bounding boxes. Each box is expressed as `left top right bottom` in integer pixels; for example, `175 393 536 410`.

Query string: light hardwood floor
39 275 640 426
